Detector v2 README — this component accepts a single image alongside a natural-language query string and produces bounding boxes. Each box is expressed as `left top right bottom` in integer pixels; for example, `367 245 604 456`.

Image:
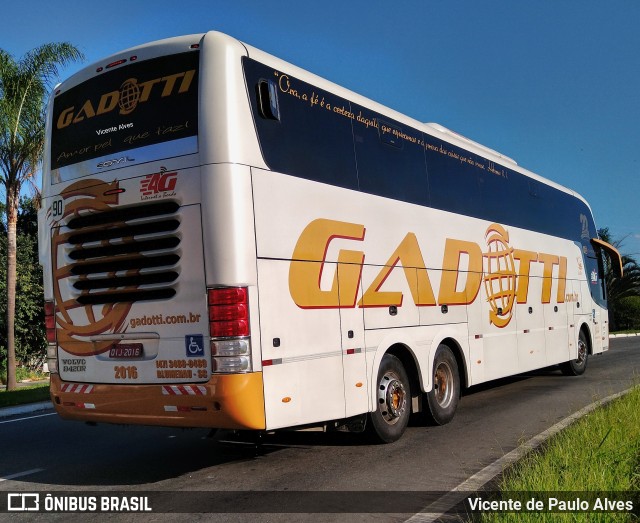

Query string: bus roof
236 32 591 212
50 30 594 216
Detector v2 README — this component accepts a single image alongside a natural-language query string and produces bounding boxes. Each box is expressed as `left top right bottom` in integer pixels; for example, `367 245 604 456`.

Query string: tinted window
352 104 428 206
51 51 199 173
244 58 596 248
425 136 521 221
425 137 482 217
243 58 358 190
425 134 593 245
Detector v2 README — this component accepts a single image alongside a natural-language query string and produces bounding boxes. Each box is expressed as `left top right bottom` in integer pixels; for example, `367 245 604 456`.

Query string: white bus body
39 31 621 442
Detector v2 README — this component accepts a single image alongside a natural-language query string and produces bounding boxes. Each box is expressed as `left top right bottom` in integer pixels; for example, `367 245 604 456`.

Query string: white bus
39 31 622 443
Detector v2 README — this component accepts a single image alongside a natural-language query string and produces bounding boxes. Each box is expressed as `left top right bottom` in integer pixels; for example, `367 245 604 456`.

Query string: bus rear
39 34 265 429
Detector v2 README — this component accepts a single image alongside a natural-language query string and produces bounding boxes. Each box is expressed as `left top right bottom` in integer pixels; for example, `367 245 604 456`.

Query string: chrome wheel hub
576 338 587 364
378 371 407 425
434 361 454 409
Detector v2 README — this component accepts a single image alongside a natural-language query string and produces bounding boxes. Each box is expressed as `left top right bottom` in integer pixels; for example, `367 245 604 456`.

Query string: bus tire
560 330 589 376
366 354 411 444
424 344 460 426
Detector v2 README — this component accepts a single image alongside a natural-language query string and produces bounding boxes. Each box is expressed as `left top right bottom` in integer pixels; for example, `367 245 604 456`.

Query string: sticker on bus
185 335 204 357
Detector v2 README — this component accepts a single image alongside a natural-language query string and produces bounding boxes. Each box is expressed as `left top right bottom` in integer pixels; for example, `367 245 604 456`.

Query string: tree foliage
616 296 640 331
0 43 84 389
0 197 45 379
598 227 640 331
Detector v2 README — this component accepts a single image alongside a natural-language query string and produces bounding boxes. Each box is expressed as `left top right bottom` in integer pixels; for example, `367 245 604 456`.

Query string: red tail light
44 301 57 343
208 287 249 338
209 287 248 305
208 304 247 321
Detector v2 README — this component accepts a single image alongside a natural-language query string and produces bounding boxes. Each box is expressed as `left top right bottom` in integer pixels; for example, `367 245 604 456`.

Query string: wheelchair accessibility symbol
185 334 204 357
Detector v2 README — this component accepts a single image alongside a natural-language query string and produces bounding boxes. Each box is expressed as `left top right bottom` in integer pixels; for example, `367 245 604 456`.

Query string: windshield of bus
50 50 199 183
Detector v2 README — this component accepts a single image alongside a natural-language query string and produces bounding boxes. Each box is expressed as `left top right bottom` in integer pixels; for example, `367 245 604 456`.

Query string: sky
3 0 640 257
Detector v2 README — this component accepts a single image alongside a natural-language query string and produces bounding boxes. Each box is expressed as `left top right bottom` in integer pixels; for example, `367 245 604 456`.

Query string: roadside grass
0 383 50 408
0 366 49 386
470 386 640 522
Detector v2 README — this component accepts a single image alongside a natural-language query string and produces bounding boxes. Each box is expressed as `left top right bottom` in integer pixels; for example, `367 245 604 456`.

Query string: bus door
581 246 605 354
257 258 347 429
572 268 597 355
590 245 608 353
515 275 547 373
253 167 367 429
477 263 520 381
543 289 570 367
338 275 368 418
479 303 519 381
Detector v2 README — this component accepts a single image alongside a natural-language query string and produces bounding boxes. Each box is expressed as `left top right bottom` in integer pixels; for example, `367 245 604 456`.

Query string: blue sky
4 0 640 256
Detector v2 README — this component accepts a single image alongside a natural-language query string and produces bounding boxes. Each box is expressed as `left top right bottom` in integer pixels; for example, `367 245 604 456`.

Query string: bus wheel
366 354 410 443
560 330 589 376
424 344 459 426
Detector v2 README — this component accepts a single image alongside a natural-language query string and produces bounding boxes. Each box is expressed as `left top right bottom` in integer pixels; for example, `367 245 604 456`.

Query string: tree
616 296 640 331
0 44 83 389
0 198 46 377
598 228 640 331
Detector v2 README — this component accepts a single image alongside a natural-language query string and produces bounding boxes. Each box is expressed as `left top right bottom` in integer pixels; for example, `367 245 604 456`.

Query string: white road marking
0 412 56 424
0 468 45 482
404 387 635 522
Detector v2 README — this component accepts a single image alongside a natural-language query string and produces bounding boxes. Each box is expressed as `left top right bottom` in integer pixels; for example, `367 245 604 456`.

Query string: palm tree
0 43 83 389
598 228 640 331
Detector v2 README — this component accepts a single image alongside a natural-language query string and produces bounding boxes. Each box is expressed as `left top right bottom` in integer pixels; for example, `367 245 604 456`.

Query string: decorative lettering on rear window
51 51 199 174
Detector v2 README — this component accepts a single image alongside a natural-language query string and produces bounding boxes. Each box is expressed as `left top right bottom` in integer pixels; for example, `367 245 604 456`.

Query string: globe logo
51 179 133 356
118 78 140 115
483 223 517 328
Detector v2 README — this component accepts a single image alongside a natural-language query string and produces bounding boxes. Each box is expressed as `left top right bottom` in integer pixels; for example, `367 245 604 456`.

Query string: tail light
45 302 56 342
208 287 251 373
44 301 58 374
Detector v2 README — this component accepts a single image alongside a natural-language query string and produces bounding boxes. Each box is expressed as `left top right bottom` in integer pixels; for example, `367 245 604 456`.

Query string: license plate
109 343 143 359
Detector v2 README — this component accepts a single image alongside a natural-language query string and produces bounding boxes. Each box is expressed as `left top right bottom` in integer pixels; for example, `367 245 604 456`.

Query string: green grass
0 383 50 408
469 386 640 522
0 366 49 385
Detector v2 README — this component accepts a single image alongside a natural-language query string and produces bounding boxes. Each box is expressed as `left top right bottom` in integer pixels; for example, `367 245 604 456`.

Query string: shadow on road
6 366 571 487
462 365 565 397
7 419 376 487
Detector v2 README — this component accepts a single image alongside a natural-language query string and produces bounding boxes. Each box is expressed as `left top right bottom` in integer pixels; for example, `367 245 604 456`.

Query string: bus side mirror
591 238 623 278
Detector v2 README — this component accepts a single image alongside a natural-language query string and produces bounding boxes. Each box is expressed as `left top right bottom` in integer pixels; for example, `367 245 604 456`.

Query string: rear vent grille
65 201 181 305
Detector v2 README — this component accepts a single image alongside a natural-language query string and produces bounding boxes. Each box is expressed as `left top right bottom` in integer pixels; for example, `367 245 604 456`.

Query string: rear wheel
560 330 589 376
424 344 460 426
366 354 411 443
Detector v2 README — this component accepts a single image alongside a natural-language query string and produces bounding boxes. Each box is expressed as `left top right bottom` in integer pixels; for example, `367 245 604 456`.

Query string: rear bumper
49 373 266 430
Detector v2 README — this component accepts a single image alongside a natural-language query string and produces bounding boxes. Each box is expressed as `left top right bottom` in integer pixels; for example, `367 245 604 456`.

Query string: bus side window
244 58 359 191
377 118 403 148
257 79 280 121
353 104 428 206
597 247 607 301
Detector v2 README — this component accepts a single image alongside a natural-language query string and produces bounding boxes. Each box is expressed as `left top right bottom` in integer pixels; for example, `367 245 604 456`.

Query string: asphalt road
1 337 638 522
